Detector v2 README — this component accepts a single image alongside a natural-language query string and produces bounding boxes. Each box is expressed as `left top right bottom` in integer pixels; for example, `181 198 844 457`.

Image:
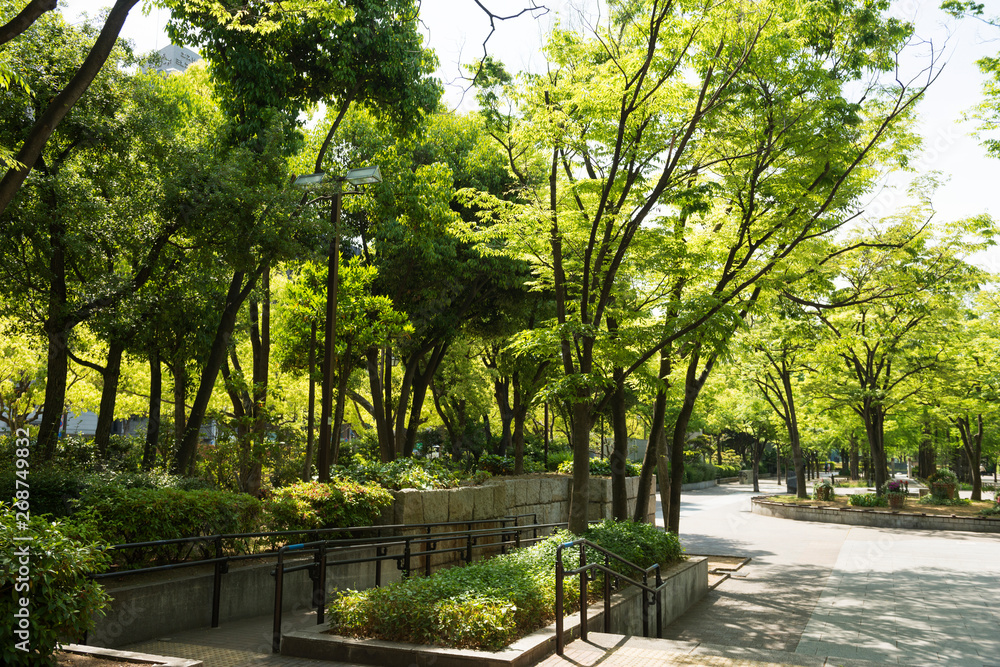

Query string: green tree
477 0 929 534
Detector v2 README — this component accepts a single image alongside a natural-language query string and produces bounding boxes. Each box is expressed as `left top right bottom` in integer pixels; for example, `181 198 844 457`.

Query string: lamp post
294 166 382 482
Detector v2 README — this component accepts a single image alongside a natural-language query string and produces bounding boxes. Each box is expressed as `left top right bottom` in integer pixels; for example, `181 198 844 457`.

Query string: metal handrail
80 513 556 649
268 519 567 652
554 538 665 656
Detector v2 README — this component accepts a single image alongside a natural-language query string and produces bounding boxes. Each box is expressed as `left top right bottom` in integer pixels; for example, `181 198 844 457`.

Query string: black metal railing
84 514 566 650
268 516 568 652
554 538 665 656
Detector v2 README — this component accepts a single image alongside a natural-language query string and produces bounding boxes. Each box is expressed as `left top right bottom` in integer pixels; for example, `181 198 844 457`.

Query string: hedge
263 480 393 532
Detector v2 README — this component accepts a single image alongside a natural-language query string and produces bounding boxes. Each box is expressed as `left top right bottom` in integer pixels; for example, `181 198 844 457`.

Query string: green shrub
848 493 888 507
682 461 718 484
477 454 515 476
917 494 971 507
264 480 393 532
980 497 1000 517
713 464 741 478
340 457 460 490
543 449 573 472
1 504 111 666
556 457 640 477
330 521 683 651
77 486 262 567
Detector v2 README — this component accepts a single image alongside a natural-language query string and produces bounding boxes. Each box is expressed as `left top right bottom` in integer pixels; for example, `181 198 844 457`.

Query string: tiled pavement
118 479 1000 667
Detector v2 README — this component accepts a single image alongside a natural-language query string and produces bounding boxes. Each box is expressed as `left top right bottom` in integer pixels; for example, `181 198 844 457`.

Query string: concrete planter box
60 643 202 666
752 496 1000 533
281 557 707 667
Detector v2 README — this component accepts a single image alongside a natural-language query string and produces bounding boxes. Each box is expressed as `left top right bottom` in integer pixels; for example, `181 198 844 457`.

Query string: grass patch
328 520 682 651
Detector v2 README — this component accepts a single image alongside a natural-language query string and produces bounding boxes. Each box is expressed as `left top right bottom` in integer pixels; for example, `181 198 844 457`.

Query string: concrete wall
90 546 400 648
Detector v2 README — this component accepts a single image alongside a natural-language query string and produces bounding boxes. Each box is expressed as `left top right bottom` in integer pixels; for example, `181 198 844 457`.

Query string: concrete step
534 632 896 667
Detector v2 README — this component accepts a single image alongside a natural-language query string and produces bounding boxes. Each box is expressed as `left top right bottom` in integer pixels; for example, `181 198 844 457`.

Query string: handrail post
402 537 412 577
375 545 385 587
555 544 565 656
314 543 327 625
272 549 285 653
641 572 649 638
655 568 663 638
579 544 588 643
603 554 611 633
465 523 473 564
211 536 224 628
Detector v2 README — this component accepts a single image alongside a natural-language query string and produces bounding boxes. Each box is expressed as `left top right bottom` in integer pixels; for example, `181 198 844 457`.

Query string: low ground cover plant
329 520 683 651
918 494 972 507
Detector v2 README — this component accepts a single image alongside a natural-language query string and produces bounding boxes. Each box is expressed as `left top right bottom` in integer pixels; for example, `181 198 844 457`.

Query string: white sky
61 0 999 272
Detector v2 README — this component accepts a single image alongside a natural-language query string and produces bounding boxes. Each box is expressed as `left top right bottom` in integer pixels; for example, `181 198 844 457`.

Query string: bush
339 457 460 490
556 457 640 477
78 486 263 567
917 494 971 507
1 505 111 666
264 480 393 532
713 463 741 478
848 493 887 507
330 521 683 651
477 454 515 476
980 497 1000 517
683 461 717 484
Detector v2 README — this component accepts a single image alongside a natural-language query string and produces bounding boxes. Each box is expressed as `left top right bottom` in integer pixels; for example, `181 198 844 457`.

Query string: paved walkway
117 479 1000 666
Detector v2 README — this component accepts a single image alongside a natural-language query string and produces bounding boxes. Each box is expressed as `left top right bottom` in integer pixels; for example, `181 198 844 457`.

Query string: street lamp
294 165 382 482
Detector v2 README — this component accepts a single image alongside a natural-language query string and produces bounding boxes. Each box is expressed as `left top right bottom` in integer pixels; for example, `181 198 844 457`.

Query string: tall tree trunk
610 367 629 521
849 430 860 480
918 409 935 478
93 340 125 456
956 414 983 501
37 218 69 458
494 377 513 457
568 400 593 534
861 402 889 491
667 348 715 534
175 267 262 475
779 369 808 499
173 352 187 457
304 322 316 480
633 348 670 523
512 384 528 475
143 349 161 471
331 340 352 466
366 346 394 462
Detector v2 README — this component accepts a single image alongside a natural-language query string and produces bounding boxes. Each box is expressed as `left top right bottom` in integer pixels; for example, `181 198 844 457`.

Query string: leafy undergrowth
328 520 682 651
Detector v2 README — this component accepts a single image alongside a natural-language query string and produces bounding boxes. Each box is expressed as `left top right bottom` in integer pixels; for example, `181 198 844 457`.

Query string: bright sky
61 0 999 272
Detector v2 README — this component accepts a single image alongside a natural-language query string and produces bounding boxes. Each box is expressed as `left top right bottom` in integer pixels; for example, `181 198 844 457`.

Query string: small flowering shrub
339 457 460 490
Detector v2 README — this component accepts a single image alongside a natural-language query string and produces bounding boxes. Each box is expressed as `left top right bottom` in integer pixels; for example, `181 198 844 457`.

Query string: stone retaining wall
752 497 1000 533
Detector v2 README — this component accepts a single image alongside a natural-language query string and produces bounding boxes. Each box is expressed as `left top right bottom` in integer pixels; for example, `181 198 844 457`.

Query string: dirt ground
57 651 155 667
769 493 1000 518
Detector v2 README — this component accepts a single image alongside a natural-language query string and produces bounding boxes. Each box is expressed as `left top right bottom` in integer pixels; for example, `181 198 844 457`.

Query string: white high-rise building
150 44 200 74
